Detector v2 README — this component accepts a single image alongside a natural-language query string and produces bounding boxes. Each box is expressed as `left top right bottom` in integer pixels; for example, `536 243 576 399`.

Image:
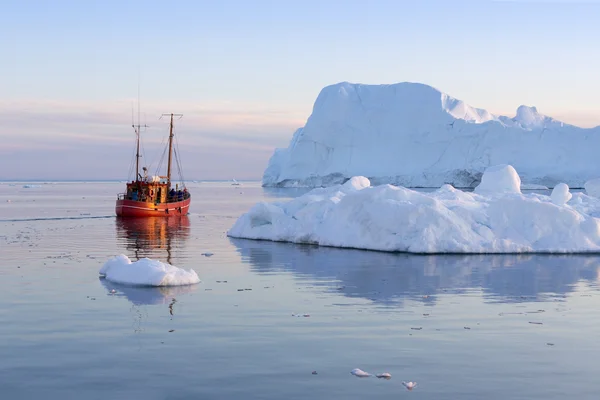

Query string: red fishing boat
116 113 191 217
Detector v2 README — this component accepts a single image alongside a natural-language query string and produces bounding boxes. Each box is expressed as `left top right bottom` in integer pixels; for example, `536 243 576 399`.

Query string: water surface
1 181 599 399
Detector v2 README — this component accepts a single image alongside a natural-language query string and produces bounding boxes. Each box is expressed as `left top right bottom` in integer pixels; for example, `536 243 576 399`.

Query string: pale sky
1 0 599 180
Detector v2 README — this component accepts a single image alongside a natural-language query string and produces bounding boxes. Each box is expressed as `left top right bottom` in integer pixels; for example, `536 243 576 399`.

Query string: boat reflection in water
116 215 191 265
103 215 197 306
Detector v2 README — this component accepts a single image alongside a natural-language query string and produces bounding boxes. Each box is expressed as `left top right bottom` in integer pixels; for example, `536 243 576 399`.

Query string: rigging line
139 120 148 169
171 124 180 183
127 132 138 181
177 143 185 184
155 141 168 177
174 133 185 184
173 132 182 181
148 136 166 174
174 146 181 183
140 134 147 172
175 149 184 186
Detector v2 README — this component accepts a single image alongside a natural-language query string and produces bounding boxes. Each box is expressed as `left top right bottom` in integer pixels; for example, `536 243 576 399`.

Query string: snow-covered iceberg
230 165 600 254
263 82 600 188
99 255 200 286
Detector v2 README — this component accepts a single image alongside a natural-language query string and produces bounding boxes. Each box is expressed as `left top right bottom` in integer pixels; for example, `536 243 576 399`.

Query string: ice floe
351 368 371 377
229 164 600 254
99 255 200 286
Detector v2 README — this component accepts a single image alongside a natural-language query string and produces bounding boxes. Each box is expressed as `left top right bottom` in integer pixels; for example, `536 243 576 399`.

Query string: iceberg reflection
230 238 599 306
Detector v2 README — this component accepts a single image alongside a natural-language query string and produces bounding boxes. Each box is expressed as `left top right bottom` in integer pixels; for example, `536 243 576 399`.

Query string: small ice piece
99 255 200 286
376 372 391 379
550 183 572 205
201 252 214 257
351 368 371 377
402 381 417 390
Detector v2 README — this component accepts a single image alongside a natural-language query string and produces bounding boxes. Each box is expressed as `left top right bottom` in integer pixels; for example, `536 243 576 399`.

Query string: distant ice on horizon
262 82 600 188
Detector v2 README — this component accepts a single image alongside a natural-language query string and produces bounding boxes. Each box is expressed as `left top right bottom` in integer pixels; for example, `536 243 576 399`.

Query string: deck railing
118 192 191 203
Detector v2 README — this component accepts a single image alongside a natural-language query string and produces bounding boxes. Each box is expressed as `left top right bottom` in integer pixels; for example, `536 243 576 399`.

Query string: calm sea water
1 181 599 399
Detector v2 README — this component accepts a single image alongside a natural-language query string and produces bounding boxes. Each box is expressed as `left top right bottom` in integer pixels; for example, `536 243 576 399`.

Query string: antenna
133 81 149 181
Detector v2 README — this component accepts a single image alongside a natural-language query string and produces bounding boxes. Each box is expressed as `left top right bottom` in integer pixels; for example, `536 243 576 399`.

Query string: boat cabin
122 175 189 205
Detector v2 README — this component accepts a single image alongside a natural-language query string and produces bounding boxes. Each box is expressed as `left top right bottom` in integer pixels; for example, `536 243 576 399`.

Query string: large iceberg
99 255 200 286
263 82 600 188
229 165 600 254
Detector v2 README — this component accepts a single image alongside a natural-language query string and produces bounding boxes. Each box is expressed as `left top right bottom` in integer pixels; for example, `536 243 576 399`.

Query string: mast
133 84 147 182
166 113 174 188
135 125 140 180
161 113 183 188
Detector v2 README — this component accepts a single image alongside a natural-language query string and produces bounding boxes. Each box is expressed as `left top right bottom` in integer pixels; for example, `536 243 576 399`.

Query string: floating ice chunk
228 164 600 253
376 372 391 379
99 255 200 286
201 252 214 257
585 178 600 198
22 184 42 188
550 183 572 206
402 381 417 390
474 164 521 195
351 368 371 377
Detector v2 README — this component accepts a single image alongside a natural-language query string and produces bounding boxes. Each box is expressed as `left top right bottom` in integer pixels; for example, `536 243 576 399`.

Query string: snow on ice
229 165 600 254
262 82 600 188
99 255 200 286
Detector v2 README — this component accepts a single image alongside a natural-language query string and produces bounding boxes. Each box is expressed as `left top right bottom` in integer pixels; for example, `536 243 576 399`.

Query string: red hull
116 197 191 217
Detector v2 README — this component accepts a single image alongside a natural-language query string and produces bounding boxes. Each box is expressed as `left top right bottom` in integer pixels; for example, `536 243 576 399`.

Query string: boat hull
115 198 191 217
